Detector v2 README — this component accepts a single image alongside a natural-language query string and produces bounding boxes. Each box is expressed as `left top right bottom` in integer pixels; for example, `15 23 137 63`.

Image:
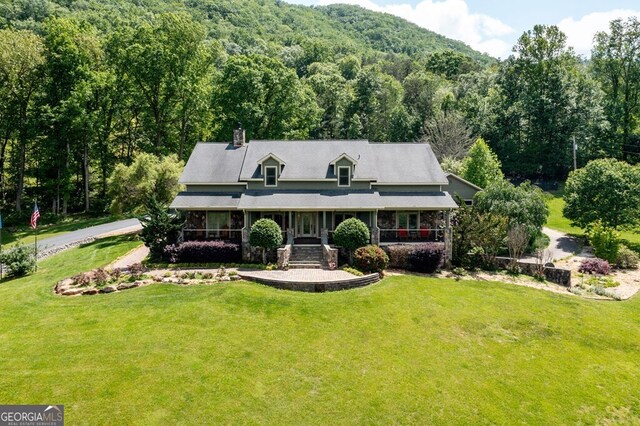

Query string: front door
296 212 316 237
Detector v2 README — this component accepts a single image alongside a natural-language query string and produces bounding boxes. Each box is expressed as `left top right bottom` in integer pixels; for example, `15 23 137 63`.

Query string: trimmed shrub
353 245 389 273
386 245 414 269
249 219 283 264
578 258 611 275
333 218 370 253
408 243 445 273
586 220 619 263
1 243 36 278
163 241 241 264
616 245 639 269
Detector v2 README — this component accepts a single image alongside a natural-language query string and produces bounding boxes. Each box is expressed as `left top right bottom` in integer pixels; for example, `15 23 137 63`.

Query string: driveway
35 218 141 253
522 227 581 263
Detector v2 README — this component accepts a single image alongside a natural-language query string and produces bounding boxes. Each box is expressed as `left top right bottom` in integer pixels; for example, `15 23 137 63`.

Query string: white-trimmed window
337 166 350 187
207 211 230 239
265 166 278 187
397 212 418 230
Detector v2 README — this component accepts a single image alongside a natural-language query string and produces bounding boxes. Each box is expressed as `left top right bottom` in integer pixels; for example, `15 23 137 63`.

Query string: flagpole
34 201 38 271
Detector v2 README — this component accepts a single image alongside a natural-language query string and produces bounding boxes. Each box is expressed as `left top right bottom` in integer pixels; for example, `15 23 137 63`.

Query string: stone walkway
108 245 149 269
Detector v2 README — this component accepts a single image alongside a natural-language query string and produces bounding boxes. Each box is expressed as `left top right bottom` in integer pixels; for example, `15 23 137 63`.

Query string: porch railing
182 229 243 242
379 228 443 243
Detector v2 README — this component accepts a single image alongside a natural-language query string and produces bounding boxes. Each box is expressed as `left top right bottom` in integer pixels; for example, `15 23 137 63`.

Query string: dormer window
265 166 278 187
338 166 350 187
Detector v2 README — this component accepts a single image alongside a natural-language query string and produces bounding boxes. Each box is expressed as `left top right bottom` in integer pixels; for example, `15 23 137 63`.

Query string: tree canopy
0 3 639 222
563 158 640 228
462 138 503 188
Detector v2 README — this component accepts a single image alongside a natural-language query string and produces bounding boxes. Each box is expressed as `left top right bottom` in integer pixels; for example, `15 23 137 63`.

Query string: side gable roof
180 140 449 185
369 144 448 184
239 140 374 180
179 143 246 184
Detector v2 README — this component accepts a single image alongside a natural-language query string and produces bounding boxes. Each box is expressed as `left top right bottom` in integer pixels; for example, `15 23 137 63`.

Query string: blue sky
286 0 640 58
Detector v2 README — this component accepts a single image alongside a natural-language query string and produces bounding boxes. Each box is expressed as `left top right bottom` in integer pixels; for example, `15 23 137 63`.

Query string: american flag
30 202 40 230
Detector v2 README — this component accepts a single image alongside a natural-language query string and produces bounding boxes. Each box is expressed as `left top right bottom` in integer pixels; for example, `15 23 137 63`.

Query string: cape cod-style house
170 129 479 266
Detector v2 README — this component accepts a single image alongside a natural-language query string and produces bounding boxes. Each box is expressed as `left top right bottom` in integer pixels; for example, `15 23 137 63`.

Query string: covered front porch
180 209 452 246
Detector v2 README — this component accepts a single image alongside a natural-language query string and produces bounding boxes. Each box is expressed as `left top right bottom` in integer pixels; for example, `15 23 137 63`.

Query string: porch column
371 210 380 245
444 210 452 266
242 210 250 261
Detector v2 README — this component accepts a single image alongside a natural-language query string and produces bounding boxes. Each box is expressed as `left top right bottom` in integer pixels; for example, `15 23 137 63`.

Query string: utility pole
572 136 577 171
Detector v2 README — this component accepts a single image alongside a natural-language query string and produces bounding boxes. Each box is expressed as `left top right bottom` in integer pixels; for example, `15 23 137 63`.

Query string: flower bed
54 264 241 296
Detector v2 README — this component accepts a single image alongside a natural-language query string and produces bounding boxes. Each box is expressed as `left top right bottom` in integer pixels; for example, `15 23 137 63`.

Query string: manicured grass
545 191 583 236
546 190 640 250
2 214 120 247
0 237 639 424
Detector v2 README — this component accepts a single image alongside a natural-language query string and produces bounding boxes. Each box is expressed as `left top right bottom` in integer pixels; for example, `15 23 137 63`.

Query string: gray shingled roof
179 140 448 184
238 190 381 210
171 190 457 210
369 144 448 184
170 192 242 209
238 140 377 180
179 143 246 184
377 192 458 209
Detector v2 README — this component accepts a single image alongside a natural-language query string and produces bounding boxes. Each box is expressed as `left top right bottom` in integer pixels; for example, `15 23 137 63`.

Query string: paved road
34 218 141 252
522 227 581 263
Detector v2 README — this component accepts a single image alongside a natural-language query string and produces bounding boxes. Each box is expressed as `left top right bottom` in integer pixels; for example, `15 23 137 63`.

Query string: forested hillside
0 0 638 222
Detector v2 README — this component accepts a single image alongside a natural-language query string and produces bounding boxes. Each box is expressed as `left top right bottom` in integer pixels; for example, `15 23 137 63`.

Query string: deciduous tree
563 158 640 228
461 138 503 188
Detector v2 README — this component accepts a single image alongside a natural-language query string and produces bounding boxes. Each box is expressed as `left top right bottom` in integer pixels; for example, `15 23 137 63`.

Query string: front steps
288 245 324 269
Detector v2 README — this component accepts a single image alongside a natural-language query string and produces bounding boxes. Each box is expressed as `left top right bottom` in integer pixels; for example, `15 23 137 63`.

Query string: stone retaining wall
495 257 571 287
239 273 380 292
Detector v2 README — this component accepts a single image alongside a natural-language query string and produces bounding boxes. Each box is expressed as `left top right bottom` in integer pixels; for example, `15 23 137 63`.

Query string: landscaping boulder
82 288 98 295
62 288 84 296
100 285 118 294
117 282 139 290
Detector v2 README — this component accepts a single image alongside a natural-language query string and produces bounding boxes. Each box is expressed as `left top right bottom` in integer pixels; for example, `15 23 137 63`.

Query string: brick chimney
233 126 245 147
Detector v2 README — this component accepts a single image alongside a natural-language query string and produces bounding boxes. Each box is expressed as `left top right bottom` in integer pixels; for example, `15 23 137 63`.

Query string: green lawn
0 237 639 424
1 215 121 248
546 191 640 250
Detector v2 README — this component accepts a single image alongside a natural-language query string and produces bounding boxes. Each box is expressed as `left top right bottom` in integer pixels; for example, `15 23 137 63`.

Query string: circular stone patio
237 269 380 292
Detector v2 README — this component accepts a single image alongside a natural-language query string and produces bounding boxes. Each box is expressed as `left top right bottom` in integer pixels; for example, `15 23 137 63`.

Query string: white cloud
311 0 515 58
558 9 640 56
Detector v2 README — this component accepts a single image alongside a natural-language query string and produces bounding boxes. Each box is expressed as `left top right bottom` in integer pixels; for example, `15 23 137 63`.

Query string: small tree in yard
333 218 370 263
461 138 503 188
586 220 620 263
507 224 529 272
139 196 184 260
249 219 283 264
452 202 509 269
474 180 548 246
1 243 36 278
